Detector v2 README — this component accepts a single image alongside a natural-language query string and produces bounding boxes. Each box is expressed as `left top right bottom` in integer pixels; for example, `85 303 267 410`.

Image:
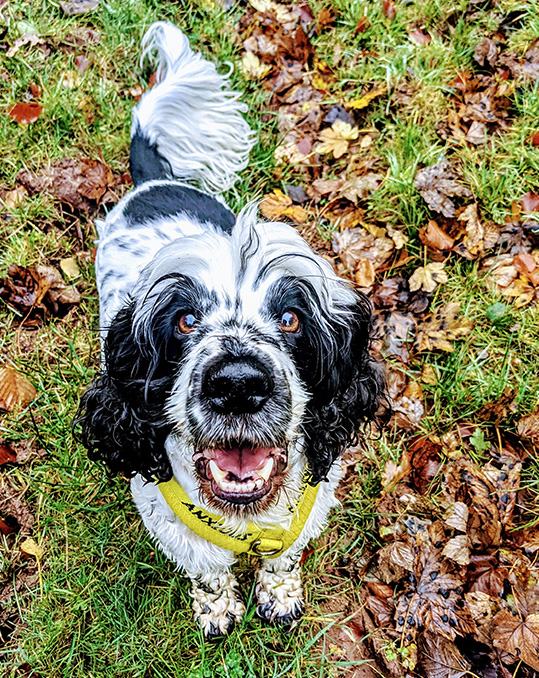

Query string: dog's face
78 208 383 514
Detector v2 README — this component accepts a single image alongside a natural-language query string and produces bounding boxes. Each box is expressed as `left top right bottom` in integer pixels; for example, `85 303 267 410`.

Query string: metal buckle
250 538 283 557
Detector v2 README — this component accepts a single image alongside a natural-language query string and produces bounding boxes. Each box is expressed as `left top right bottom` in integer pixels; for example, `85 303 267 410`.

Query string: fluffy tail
130 22 255 193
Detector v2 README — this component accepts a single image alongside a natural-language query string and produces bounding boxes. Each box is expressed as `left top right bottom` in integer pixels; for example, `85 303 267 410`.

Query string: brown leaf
530 131 539 146
521 191 539 212
415 162 472 218
518 406 539 446
409 262 448 293
468 555 507 598
420 633 470 678
465 120 487 145
354 258 375 287
316 7 334 30
473 38 498 68
333 227 394 271
355 17 370 34
0 485 35 535
408 437 442 492
8 102 43 124
395 548 475 642
444 503 468 532
409 30 431 46
0 442 17 466
382 0 396 20
419 220 455 251
0 366 37 412
415 303 474 353
260 189 308 223
492 611 539 671
6 34 46 58
381 454 411 494
59 0 99 14
442 535 470 566
17 157 114 212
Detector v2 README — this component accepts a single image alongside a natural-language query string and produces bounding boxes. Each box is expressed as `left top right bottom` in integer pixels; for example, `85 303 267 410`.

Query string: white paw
256 565 304 626
191 573 245 639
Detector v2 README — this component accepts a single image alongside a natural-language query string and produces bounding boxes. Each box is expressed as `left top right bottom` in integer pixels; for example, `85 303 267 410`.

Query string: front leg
190 569 246 640
256 550 304 627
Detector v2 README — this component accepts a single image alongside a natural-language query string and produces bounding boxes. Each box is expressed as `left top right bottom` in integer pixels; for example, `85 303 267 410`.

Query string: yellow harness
157 468 319 559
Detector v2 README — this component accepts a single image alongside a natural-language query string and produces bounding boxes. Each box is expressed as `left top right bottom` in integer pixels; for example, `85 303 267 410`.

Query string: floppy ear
75 302 174 483
303 291 385 484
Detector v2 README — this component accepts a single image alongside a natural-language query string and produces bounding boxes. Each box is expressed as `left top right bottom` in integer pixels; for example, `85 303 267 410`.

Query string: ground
1 0 539 676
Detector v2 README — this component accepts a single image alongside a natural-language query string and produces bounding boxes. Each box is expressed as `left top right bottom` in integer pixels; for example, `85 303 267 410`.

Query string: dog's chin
193 444 288 515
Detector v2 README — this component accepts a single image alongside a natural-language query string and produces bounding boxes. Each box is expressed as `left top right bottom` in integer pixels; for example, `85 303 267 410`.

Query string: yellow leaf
3 186 27 210
260 190 308 223
20 537 44 559
316 120 359 159
408 261 448 293
354 258 375 287
241 52 271 80
347 85 387 110
60 257 81 279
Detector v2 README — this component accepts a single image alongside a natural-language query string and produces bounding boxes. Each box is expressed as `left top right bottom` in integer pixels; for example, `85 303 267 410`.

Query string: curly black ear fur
75 301 176 483
301 291 385 484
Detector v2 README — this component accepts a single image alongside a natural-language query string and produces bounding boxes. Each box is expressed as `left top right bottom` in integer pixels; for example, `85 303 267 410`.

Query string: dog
76 21 383 639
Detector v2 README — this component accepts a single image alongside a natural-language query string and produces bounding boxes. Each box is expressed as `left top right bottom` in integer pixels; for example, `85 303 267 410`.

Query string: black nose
202 359 274 414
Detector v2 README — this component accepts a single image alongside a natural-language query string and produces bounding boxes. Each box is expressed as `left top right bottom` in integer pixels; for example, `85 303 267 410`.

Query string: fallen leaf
442 535 470 566
74 54 90 73
419 220 455 251
473 38 498 68
2 186 27 210
20 537 44 560
355 17 370 34
0 442 17 466
382 0 396 20
339 173 382 203
260 189 308 223
8 102 43 125
6 34 46 58
316 120 359 158
347 85 387 110
415 162 472 218
420 633 470 678
59 0 99 14
241 51 272 79
415 303 474 353
354 258 375 287
0 366 37 412
17 157 114 212
421 364 438 385
59 257 80 279
381 453 411 494
444 503 468 532
492 611 539 671
518 406 539 446
521 191 539 212
409 262 448 293
409 30 431 46
0 485 35 535
465 120 487 145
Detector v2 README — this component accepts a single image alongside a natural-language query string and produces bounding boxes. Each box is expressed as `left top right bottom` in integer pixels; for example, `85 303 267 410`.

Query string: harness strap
157 468 319 559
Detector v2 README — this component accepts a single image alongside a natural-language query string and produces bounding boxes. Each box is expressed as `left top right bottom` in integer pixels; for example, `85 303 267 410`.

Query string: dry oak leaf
458 203 499 256
8 102 43 124
259 190 308 223
354 258 375 287
415 303 474 353
409 262 448 293
0 366 37 412
518 406 539 446
415 162 472 218
492 611 539 671
316 120 359 158
339 173 382 204
332 227 394 271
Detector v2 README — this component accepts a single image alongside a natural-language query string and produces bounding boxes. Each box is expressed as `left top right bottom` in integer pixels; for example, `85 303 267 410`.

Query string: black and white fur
77 22 383 638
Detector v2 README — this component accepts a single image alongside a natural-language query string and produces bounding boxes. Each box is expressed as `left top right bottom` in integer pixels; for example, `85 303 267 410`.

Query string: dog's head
77 207 384 515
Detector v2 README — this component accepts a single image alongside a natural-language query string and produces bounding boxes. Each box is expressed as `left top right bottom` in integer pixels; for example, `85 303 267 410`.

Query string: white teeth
209 460 227 483
258 458 274 483
254 477 264 490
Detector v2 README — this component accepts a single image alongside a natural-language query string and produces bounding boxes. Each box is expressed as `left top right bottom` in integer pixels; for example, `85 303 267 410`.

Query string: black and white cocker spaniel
77 21 384 639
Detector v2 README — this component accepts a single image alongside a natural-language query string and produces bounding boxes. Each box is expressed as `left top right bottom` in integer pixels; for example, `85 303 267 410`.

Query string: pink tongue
213 446 272 479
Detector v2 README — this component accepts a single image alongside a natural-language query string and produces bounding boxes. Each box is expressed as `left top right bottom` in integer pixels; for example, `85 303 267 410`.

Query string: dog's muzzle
202 357 274 415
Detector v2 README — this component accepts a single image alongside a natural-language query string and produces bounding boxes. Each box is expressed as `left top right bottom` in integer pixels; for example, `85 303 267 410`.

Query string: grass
1 0 539 675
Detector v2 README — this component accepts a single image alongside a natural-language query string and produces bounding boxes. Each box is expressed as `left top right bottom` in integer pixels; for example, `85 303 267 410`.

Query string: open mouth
194 444 287 505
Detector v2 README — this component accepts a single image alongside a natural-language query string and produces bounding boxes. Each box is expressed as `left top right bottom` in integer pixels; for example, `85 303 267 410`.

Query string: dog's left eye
178 313 198 334
279 310 300 333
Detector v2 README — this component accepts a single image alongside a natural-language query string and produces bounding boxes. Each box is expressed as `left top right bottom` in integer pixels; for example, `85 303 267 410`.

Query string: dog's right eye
178 313 198 334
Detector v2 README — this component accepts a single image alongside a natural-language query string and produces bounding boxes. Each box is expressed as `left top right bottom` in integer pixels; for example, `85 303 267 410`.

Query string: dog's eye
178 313 198 334
279 310 300 333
